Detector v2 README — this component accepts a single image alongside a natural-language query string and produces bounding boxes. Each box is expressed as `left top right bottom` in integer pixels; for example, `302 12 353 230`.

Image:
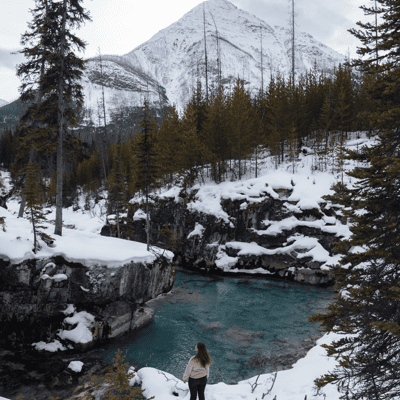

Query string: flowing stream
90 270 335 384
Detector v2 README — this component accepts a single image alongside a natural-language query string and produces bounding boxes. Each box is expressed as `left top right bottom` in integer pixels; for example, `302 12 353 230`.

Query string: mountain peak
84 0 345 113
206 0 237 10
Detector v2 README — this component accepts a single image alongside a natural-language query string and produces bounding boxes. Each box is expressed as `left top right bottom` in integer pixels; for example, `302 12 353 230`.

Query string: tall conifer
17 0 91 236
131 101 159 250
108 137 126 239
22 162 52 253
310 1 400 399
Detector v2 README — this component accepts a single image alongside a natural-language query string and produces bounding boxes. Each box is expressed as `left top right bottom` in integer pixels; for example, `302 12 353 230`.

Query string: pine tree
317 94 333 171
179 89 209 186
203 88 230 182
17 0 91 236
131 101 159 250
287 123 298 174
310 1 400 399
228 78 257 180
22 162 52 253
155 106 182 184
80 349 151 400
264 76 290 167
108 137 126 239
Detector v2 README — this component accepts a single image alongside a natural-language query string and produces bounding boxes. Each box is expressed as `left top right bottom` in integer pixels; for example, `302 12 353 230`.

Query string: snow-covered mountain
81 55 169 124
82 0 345 114
0 99 8 108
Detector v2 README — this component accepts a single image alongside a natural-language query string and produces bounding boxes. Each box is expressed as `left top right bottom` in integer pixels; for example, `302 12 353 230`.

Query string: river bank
0 269 335 399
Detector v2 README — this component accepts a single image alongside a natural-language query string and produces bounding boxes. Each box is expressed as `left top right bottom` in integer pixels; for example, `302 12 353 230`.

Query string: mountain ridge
1 0 346 129
119 0 344 108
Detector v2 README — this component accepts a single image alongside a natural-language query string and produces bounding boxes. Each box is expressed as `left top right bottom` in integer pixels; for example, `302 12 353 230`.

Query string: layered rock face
102 187 343 286
0 255 174 350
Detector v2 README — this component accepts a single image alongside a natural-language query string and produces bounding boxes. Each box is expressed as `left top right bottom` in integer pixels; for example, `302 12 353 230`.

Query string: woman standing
183 342 212 400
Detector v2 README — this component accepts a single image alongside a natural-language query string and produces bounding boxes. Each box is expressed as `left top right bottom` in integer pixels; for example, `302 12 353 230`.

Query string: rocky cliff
0 254 174 351
101 177 347 286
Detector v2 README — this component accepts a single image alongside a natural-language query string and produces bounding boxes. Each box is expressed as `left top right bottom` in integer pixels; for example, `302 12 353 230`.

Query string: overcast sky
0 0 367 103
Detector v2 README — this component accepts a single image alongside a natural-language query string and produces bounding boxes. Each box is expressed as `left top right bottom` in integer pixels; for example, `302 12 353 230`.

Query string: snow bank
0 199 172 267
134 332 344 400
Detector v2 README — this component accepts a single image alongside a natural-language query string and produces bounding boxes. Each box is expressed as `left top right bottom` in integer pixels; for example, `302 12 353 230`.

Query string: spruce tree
17 0 91 236
131 101 159 250
203 88 229 182
22 162 52 253
180 91 209 185
155 106 182 184
228 78 257 180
108 137 126 239
80 349 150 400
310 1 400 399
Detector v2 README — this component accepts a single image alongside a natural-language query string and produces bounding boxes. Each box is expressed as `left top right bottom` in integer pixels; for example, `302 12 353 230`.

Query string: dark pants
188 375 207 400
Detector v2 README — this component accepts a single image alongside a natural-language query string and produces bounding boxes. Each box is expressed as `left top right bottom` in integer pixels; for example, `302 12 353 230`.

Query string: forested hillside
0 63 370 211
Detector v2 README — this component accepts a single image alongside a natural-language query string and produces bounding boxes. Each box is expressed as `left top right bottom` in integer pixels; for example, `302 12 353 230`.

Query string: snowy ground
0 181 171 267
0 133 374 399
131 332 344 400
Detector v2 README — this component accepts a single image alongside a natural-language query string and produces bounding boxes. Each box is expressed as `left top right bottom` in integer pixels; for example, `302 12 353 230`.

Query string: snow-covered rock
0 187 175 351
68 361 84 373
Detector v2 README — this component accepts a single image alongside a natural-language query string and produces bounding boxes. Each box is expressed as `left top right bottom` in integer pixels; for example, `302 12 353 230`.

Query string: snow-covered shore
129 332 343 400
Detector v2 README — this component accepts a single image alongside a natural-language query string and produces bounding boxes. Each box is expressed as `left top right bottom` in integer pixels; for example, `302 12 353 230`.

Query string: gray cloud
0 48 25 70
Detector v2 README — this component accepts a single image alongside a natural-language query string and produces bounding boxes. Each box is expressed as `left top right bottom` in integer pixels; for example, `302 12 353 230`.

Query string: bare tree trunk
260 25 263 92
145 158 150 251
54 0 67 236
31 208 38 253
98 48 108 149
291 0 295 83
18 199 26 218
203 4 209 103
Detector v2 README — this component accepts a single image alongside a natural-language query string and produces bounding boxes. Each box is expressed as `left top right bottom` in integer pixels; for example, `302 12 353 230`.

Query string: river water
89 270 335 384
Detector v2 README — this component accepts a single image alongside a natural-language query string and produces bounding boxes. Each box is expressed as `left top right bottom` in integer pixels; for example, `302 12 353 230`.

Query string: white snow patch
62 304 76 315
133 208 147 221
187 223 205 239
32 339 66 352
215 246 238 270
68 361 84 372
58 311 95 344
323 215 336 225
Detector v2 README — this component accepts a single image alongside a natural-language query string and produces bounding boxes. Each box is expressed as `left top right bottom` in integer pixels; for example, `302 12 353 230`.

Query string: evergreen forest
1 63 371 212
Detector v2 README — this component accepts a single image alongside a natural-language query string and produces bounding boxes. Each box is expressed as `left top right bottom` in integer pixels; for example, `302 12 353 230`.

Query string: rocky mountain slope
83 0 345 115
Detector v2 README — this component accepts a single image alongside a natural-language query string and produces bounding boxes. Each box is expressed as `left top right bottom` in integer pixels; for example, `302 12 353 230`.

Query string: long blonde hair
194 342 212 368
